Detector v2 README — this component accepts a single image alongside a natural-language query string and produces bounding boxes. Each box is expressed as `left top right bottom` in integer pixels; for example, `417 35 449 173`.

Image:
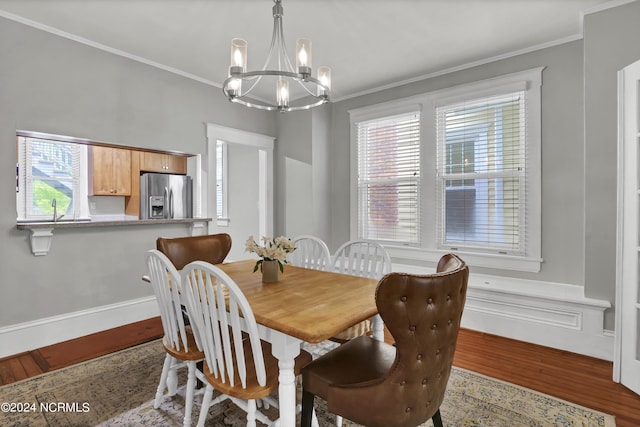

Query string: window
355 110 421 244
437 91 525 255
215 140 230 226
16 136 89 221
350 68 543 272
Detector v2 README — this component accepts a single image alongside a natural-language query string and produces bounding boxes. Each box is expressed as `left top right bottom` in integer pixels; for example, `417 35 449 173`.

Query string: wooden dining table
216 259 381 427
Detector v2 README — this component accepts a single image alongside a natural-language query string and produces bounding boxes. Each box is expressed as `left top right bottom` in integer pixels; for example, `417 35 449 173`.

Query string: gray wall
583 1 640 328
0 17 275 326
275 105 332 240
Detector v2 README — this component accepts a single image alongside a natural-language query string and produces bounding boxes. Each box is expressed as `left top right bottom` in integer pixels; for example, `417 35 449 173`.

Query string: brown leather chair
300 253 469 427
156 233 232 270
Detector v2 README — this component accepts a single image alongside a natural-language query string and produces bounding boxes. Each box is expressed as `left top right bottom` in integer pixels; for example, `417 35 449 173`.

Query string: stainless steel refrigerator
140 173 193 219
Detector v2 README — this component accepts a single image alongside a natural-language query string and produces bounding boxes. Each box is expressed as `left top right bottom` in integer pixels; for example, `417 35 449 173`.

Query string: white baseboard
0 296 159 358
394 263 614 361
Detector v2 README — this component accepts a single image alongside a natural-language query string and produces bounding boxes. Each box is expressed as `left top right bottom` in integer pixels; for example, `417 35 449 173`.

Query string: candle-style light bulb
227 76 241 97
296 39 312 76
229 38 247 75
317 66 331 97
233 49 243 67
277 79 289 109
299 47 307 66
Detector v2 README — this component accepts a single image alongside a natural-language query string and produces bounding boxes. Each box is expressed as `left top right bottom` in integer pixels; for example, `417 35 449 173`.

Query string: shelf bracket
29 227 54 256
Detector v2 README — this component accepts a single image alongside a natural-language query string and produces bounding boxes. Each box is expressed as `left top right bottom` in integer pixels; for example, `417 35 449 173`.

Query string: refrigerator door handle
163 186 169 219
169 188 174 219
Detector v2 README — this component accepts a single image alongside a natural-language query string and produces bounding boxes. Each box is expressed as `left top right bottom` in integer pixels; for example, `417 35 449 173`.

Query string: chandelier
222 0 331 112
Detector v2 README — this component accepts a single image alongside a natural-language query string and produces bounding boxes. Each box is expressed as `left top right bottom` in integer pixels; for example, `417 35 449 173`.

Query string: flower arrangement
245 235 296 273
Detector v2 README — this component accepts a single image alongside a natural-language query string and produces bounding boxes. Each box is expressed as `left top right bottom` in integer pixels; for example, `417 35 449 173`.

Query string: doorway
206 124 275 261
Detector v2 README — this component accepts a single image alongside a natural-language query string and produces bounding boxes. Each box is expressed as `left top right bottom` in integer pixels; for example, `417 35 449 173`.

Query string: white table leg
277 357 297 427
260 327 301 427
372 314 384 341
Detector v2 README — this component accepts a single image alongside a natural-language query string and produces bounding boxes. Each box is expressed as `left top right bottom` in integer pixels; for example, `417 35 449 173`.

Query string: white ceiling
0 0 615 102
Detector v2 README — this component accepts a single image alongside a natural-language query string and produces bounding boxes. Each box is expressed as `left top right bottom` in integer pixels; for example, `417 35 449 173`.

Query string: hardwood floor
1 320 638 426
0 317 163 385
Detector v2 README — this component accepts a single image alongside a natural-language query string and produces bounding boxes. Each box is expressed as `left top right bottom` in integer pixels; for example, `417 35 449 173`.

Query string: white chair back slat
181 261 268 390
146 250 189 352
290 235 332 271
332 240 392 280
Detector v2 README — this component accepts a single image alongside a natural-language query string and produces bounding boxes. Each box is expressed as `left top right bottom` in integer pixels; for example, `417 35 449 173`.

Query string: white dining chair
330 240 392 342
329 240 392 427
146 249 204 427
332 239 392 280
289 235 332 271
180 260 313 427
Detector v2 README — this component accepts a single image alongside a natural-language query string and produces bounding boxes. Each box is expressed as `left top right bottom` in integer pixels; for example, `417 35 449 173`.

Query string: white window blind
18 137 81 220
356 111 421 244
436 91 526 254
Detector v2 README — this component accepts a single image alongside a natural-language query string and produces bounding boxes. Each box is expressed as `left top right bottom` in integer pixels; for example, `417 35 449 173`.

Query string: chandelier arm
275 16 296 73
239 74 263 97
260 10 280 71
294 78 321 97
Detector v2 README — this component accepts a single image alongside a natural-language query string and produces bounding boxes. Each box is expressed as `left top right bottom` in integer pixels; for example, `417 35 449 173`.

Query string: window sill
16 217 212 256
385 245 543 273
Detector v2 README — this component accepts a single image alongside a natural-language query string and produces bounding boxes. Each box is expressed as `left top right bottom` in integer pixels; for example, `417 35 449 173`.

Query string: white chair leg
196 385 214 427
182 361 197 427
336 415 343 427
167 362 178 396
246 399 257 427
154 354 173 408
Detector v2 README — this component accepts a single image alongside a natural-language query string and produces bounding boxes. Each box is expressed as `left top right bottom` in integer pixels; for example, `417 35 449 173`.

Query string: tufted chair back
156 233 232 270
301 253 469 427
372 254 468 425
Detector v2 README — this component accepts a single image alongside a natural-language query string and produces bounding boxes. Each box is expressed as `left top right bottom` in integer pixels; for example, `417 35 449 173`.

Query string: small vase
261 259 279 283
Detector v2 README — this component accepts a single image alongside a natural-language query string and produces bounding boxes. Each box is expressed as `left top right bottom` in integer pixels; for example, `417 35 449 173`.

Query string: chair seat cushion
204 339 312 400
302 336 396 400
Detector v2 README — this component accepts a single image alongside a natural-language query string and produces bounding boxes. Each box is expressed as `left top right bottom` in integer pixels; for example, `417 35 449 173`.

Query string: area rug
0 339 615 426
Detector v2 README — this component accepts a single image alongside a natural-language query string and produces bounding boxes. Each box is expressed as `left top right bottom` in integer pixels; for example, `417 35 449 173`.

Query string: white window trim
349 67 544 273
215 140 230 227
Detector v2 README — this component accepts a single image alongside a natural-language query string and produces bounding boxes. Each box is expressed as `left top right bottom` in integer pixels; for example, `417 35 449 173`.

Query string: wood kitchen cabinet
88 145 132 196
139 151 187 174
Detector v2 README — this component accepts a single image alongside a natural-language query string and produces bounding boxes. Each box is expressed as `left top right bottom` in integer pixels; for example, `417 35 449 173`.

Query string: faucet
52 198 64 222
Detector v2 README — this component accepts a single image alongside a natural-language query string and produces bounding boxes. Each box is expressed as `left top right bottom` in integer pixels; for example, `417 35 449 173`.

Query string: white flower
245 235 297 273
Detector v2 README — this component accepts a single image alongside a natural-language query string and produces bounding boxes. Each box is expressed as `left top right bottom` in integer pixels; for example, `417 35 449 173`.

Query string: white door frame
205 123 275 239
614 58 640 395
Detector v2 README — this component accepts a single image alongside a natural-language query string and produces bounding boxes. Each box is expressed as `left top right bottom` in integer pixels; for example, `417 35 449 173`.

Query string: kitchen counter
16 217 212 256
16 217 211 230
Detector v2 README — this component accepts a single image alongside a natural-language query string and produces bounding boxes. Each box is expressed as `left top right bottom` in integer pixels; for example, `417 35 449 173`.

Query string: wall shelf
16 217 212 256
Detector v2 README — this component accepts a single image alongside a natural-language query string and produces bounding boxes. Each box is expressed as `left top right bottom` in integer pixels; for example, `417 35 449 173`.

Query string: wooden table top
217 259 379 343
